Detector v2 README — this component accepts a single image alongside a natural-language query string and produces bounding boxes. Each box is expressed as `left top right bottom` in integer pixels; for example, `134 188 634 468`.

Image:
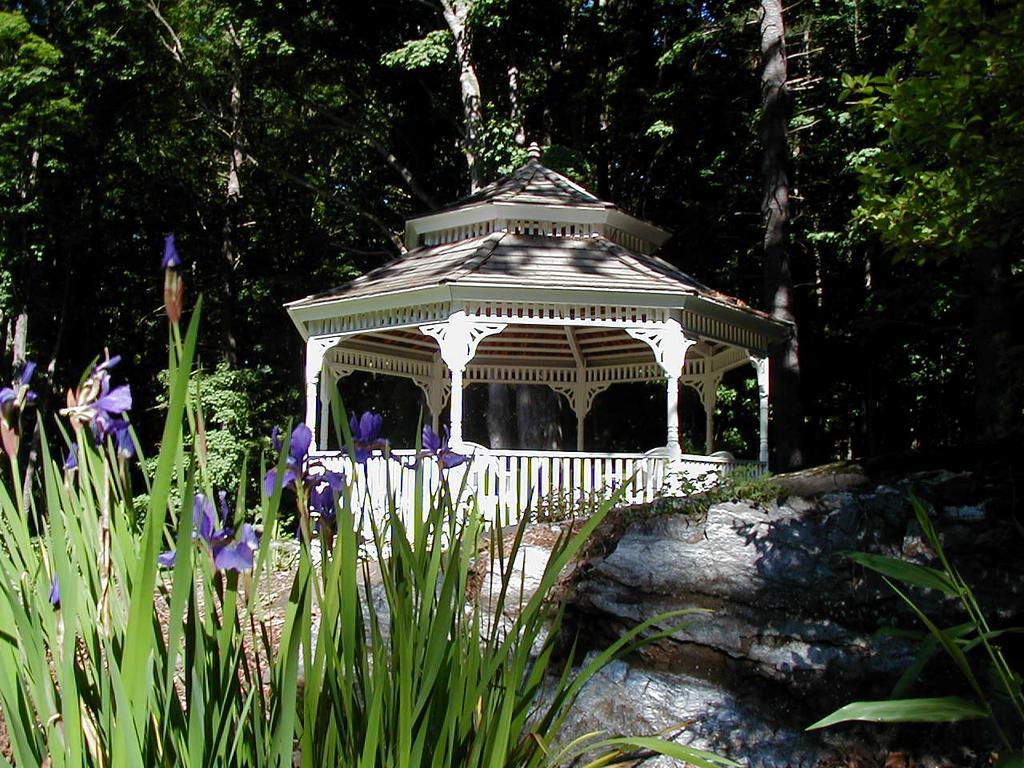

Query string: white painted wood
404 201 669 252
319 374 331 451
626 319 697 456
309 447 758 539
420 311 507 448
751 355 770 465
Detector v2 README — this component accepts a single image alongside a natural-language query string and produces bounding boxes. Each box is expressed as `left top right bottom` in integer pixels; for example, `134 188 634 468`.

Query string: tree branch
249 154 406 254
320 112 439 209
145 0 185 63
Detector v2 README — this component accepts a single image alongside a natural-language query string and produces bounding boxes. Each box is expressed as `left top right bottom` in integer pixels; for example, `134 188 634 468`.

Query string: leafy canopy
848 0 1024 262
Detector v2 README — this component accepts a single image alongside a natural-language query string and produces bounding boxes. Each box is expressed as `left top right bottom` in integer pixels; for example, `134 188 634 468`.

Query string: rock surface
554 470 1023 766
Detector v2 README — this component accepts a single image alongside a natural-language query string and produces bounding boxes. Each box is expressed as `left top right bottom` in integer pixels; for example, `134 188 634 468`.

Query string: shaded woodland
1 0 1021 473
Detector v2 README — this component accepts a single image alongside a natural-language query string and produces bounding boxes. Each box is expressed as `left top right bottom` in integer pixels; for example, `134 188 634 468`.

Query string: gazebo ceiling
336 324 735 368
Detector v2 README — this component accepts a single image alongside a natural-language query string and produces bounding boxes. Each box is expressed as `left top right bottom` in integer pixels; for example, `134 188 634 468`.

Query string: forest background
1 0 1021 482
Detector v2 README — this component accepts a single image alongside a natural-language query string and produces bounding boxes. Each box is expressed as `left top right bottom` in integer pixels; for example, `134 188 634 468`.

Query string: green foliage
807 696 989 729
809 498 1024 761
644 120 675 139
190 362 277 495
293 439 727 767
713 376 758 457
656 466 779 521
848 0 1024 260
477 112 529 176
138 362 280 514
380 30 453 70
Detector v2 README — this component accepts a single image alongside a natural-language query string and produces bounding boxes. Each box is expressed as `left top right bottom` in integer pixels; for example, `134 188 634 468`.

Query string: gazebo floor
311 448 763 528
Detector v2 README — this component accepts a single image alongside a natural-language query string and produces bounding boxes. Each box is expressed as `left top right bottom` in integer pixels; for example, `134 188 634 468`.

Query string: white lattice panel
463 364 576 385
308 302 452 336
324 346 435 380
464 301 670 326
421 220 495 246
682 309 767 352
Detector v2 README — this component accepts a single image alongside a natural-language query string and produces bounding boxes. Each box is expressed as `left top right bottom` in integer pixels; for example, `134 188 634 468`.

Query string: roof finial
527 141 541 161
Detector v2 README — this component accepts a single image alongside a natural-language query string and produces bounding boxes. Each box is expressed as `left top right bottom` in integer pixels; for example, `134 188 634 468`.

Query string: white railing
309 448 761 531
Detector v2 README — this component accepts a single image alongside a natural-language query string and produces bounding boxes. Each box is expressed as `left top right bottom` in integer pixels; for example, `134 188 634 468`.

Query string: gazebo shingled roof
288 232 773 325
286 144 788 464
423 153 606 209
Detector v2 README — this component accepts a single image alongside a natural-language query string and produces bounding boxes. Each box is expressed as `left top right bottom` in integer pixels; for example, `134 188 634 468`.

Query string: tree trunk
440 0 483 191
487 383 517 448
508 64 525 147
972 247 1015 440
759 0 804 470
221 77 243 365
9 309 27 369
516 386 563 450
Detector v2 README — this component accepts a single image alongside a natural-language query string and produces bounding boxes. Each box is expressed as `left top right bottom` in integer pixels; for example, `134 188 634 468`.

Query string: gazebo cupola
285 143 788 468
405 143 669 255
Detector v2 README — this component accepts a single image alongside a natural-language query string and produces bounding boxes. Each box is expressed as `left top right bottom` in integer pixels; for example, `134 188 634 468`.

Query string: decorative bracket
684 373 723 412
305 335 342 383
412 377 452 416
749 355 769 399
549 381 611 419
326 364 355 380
420 311 507 372
626 319 696 378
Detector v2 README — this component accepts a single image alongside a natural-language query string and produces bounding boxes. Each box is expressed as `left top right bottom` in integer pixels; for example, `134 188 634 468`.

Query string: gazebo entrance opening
285 145 788 521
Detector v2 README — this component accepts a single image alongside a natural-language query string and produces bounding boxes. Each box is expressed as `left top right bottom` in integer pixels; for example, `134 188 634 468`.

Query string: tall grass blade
807 696 988 729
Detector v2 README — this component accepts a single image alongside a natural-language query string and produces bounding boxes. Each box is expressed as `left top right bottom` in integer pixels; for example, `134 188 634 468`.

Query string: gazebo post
319 372 331 451
700 373 723 454
626 319 696 456
428 362 445 433
666 373 682 454
420 311 506 449
702 386 714 455
449 368 465 443
751 356 770 465
304 336 338 452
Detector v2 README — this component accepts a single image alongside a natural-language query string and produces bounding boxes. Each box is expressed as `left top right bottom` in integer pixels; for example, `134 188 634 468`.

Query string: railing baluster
308 449 762 549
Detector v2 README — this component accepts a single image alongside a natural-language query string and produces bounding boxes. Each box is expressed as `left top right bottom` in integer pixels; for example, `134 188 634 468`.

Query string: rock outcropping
556 468 1023 766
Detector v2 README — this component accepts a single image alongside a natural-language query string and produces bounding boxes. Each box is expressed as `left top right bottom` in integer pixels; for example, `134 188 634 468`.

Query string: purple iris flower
158 493 259 572
350 411 388 463
49 575 60 607
162 234 181 269
309 471 345 525
0 388 13 418
63 443 78 471
213 523 259 571
111 420 135 459
90 379 133 432
0 360 37 420
18 361 36 386
411 425 468 469
262 423 312 497
1 360 38 458
61 354 132 437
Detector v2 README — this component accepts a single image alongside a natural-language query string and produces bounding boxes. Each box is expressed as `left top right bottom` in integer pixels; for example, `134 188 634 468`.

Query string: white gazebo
285 144 788 520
